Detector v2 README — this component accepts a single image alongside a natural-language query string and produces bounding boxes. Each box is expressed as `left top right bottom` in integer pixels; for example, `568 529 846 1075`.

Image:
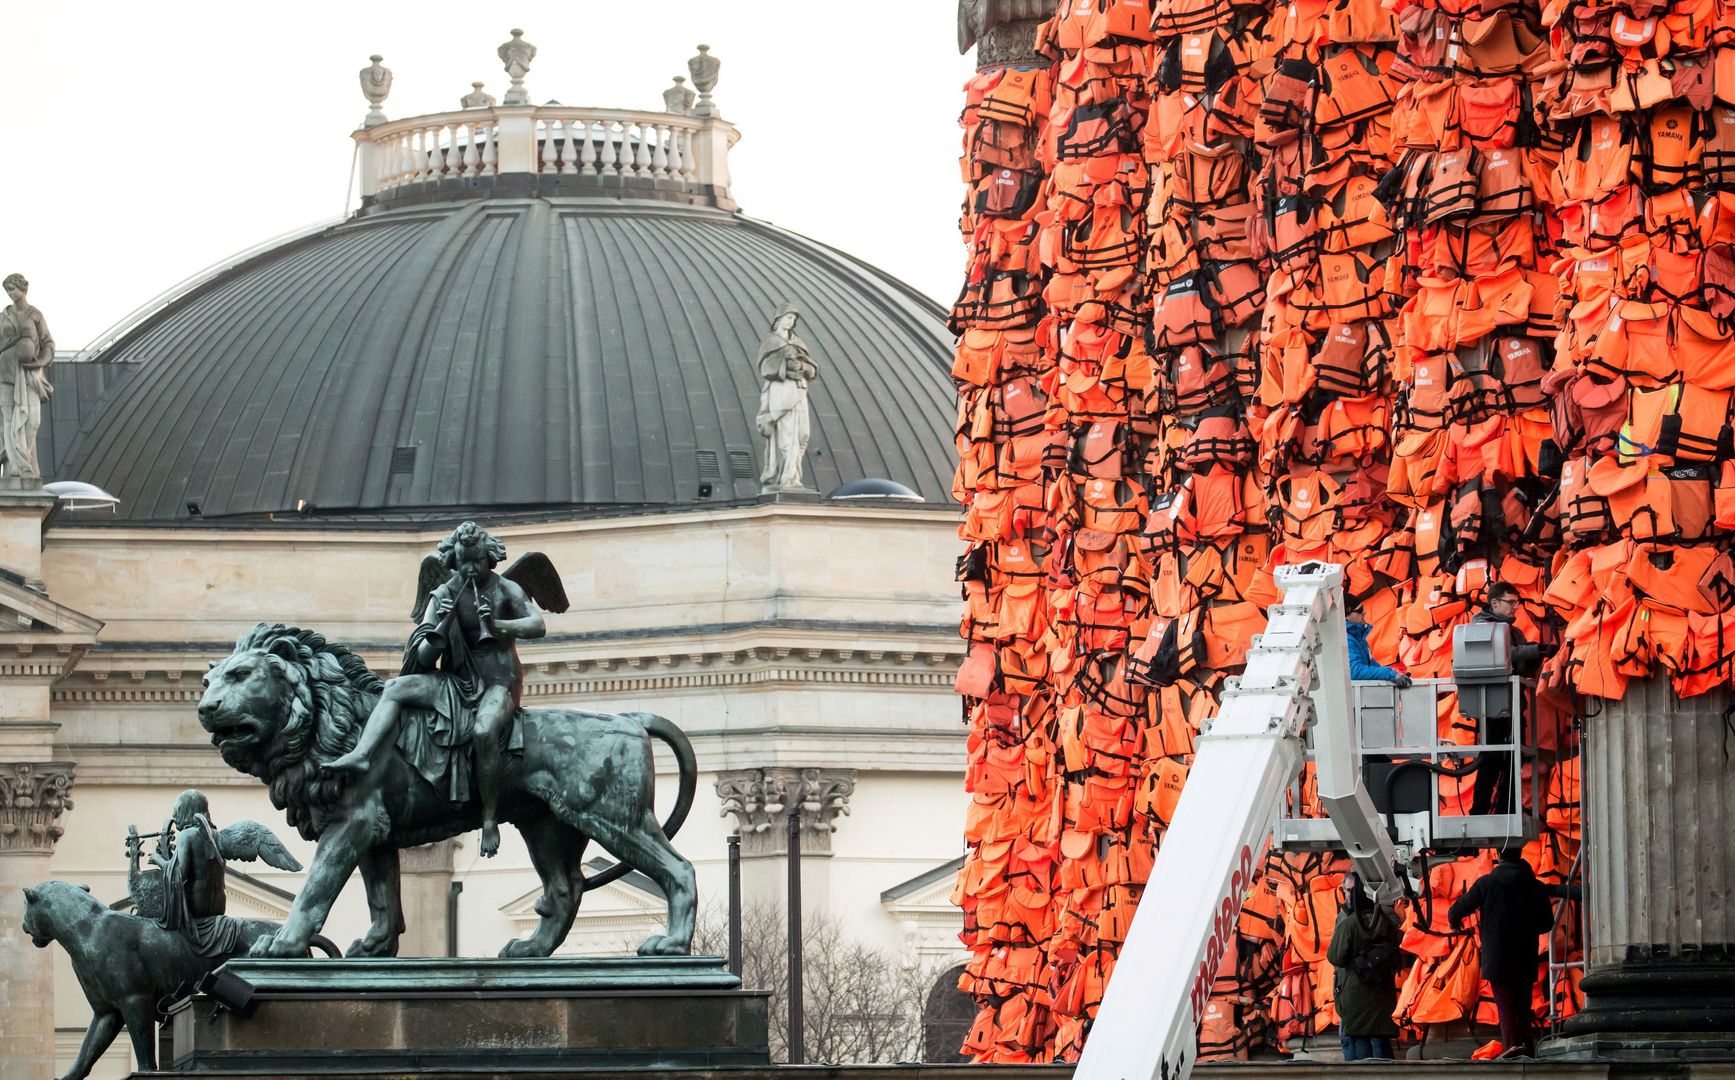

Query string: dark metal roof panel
39 359 140 482
60 198 957 522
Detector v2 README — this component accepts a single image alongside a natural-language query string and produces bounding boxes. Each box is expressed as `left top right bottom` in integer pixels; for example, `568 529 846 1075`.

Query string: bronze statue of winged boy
325 521 568 856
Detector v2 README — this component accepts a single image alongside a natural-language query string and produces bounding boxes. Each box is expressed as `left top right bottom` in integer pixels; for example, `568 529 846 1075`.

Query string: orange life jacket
979 68 1056 130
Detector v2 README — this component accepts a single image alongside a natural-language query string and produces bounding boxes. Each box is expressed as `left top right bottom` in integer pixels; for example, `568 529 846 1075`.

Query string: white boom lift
1076 562 1408 1080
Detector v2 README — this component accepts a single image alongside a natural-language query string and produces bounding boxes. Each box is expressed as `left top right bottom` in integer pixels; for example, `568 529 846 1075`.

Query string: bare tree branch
695 900 948 1063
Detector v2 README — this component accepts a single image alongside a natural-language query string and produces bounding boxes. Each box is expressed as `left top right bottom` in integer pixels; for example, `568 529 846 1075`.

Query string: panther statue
196 623 698 959
23 880 291 1080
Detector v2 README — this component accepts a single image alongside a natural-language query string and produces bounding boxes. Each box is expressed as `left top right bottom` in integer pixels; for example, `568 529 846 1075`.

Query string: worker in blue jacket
1347 600 1411 688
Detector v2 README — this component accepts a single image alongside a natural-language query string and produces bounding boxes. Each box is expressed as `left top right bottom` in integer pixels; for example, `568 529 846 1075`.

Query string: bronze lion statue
196 624 698 959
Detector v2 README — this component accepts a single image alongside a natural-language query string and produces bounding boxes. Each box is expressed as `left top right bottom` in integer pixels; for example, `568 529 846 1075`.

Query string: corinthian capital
0 762 74 854
716 767 856 856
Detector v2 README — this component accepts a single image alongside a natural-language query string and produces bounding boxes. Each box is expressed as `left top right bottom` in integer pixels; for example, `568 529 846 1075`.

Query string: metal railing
1276 677 1539 854
354 104 736 203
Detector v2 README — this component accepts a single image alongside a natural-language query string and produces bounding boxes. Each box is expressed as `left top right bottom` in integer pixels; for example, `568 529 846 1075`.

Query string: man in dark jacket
1327 871 1402 1061
1468 582 1542 814
1473 582 1543 676
1448 849 1555 1058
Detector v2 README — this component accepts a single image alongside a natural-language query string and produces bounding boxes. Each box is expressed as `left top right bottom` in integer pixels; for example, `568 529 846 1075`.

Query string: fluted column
0 762 74 1080
1563 676 1735 1051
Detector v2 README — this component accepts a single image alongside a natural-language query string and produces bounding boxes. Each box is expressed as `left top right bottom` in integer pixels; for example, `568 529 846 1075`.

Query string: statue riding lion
196 622 698 958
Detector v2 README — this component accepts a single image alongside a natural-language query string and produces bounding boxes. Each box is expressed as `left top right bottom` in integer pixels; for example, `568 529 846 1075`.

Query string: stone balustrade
355 105 735 206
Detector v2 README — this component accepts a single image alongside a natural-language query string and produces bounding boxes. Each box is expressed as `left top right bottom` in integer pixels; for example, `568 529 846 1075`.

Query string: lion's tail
578 712 698 893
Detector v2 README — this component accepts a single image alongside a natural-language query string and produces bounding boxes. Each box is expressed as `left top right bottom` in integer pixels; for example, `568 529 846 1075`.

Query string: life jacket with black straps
950 270 1044 333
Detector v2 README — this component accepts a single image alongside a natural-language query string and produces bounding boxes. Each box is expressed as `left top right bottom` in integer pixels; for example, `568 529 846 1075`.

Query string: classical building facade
0 36 967 1079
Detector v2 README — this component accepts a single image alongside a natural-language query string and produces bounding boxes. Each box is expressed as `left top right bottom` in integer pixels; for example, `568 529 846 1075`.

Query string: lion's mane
233 624 383 838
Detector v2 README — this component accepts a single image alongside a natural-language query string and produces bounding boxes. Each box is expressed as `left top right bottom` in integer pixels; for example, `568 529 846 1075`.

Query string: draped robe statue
754 304 820 491
0 273 53 479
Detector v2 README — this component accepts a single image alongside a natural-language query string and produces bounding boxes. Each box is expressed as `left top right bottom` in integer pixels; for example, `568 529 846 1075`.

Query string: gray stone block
165 956 770 1071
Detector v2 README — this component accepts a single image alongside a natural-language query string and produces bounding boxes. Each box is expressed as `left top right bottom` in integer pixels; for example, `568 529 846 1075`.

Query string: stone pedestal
167 956 770 1071
1558 676 1735 1055
0 485 53 589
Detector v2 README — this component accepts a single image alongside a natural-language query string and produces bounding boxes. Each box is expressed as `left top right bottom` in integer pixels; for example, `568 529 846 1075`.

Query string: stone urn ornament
663 75 695 115
359 54 392 127
498 29 536 105
687 44 719 117
461 81 496 109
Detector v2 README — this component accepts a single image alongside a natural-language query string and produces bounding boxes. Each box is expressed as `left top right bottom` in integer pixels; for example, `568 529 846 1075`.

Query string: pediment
0 573 102 639
500 859 666 920
880 856 964 914
221 869 295 919
501 860 668 958
881 857 967 961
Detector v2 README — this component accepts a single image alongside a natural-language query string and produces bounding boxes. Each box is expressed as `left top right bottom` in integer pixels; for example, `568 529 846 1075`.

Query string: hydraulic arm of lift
1075 562 1405 1080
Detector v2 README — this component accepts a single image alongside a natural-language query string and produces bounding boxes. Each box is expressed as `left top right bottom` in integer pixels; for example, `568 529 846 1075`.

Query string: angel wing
216 819 304 873
410 553 449 620
502 552 570 613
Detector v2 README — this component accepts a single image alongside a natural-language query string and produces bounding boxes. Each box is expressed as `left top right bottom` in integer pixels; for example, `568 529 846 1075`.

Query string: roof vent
696 450 721 480
728 450 754 479
42 480 120 512
388 446 418 477
826 478 925 503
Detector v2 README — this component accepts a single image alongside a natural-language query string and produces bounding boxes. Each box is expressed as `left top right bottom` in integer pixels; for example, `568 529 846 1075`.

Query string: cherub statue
324 521 568 857
127 789 303 951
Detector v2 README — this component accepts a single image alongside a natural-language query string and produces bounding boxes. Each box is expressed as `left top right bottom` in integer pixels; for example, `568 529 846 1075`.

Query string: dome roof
61 196 957 522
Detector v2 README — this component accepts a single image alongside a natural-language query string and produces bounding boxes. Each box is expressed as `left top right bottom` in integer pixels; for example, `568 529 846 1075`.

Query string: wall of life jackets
949 0 1735 1062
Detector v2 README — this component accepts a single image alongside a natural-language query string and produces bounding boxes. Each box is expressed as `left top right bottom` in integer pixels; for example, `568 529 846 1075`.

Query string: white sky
2 1 977 349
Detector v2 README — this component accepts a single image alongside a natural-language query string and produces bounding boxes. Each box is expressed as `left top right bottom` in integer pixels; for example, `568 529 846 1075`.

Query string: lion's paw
499 937 552 959
345 935 399 958
636 934 689 957
247 933 307 958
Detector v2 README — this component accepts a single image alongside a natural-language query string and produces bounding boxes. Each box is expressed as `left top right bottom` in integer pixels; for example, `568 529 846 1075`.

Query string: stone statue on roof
0 273 54 480
755 303 820 492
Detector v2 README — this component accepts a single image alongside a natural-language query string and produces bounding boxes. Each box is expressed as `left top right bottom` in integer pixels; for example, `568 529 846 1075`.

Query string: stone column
716 767 855 915
1 487 100 1079
1561 676 1735 1054
0 762 74 1080
398 839 462 957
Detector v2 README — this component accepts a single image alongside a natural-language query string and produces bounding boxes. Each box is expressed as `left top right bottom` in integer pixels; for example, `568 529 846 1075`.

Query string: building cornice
43 499 958 544
56 620 965 703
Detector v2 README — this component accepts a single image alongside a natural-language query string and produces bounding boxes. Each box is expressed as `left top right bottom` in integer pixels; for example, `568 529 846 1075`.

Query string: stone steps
141 1060 1735 1079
